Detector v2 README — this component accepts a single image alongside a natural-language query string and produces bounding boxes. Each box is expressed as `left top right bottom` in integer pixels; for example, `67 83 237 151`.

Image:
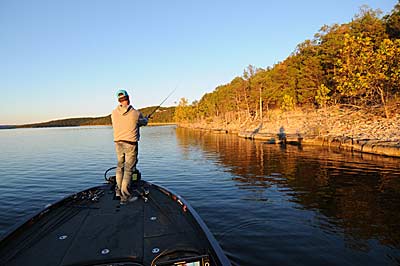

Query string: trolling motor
104 166 117 184
104 166 141 183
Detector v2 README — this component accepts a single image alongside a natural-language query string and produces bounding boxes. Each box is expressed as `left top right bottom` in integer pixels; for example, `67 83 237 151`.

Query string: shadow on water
175 127 400 265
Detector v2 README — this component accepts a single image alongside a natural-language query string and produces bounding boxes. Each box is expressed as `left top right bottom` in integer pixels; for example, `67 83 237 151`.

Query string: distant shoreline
0 106 176 129
0 122 176 130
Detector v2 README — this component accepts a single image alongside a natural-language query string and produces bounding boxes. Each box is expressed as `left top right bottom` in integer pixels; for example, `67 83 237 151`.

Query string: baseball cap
116 89 129 100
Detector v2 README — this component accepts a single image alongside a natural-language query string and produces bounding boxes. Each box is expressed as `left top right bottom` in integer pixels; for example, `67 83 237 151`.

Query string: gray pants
115 141 138 198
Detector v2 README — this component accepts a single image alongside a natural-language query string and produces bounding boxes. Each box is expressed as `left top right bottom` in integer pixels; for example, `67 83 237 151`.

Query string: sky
0 0 397 125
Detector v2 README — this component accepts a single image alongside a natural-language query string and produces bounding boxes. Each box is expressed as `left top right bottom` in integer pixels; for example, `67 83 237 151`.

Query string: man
111 89 148 204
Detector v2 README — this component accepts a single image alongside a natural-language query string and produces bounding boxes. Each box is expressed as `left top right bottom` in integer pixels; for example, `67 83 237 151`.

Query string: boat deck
0 182 218 266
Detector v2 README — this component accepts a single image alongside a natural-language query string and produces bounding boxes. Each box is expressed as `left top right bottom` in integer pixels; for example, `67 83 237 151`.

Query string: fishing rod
147 89 176 118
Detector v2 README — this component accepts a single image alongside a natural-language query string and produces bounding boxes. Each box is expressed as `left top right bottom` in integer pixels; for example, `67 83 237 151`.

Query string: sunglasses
118 96 129 102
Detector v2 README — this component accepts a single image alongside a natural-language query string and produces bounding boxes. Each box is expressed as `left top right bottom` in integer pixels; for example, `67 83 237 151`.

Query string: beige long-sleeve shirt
111 105 148 143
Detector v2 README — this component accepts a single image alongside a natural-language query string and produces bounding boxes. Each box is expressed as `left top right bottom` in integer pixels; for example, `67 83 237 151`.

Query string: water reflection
175 128 400 259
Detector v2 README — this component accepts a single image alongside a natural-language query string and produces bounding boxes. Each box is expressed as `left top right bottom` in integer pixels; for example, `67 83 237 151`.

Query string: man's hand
142 116 149 125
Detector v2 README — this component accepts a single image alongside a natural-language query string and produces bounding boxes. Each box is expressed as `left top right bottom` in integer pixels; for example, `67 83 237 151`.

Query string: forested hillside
175 4 400 123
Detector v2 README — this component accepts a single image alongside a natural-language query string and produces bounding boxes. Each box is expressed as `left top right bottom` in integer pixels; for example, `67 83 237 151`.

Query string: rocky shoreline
178 107 400 158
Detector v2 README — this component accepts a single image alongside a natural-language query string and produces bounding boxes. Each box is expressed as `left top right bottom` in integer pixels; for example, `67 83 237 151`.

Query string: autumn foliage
175 4 400 122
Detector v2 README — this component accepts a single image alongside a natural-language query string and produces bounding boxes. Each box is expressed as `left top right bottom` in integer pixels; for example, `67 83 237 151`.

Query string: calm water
0 126 400 266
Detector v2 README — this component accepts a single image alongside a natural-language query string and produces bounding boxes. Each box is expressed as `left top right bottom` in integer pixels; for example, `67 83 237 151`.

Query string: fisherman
111 89 148 204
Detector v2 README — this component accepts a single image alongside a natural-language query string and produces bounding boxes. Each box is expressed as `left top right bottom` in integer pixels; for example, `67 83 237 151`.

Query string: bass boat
0 168 231 266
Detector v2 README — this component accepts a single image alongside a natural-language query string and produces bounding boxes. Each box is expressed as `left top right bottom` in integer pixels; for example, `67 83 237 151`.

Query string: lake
0 126 399 266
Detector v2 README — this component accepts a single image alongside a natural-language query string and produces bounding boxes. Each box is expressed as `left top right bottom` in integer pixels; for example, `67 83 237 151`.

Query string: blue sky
0 0 397 124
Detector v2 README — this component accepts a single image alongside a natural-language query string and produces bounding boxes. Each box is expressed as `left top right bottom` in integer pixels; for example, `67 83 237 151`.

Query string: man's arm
138 112 148 127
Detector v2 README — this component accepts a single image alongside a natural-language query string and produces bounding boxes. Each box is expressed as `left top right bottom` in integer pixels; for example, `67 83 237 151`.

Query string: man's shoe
114 189 122 201
120 196 127 205
127 195 138 202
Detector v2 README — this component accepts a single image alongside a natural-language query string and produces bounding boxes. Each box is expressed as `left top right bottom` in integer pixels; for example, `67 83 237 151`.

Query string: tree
242 65 259 118
281 94 295 111
314 23 350 103
315 84 331 108
370 38 400 117
334 33 400 117
334 34 374 106
230 77 246 113
350 5 388 44
290 39 324 106
259 69 281 112
174 98 195 122
384 1 400 39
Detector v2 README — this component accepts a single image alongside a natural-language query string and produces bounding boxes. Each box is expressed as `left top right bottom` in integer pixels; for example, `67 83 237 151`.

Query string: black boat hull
0 181 231 266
